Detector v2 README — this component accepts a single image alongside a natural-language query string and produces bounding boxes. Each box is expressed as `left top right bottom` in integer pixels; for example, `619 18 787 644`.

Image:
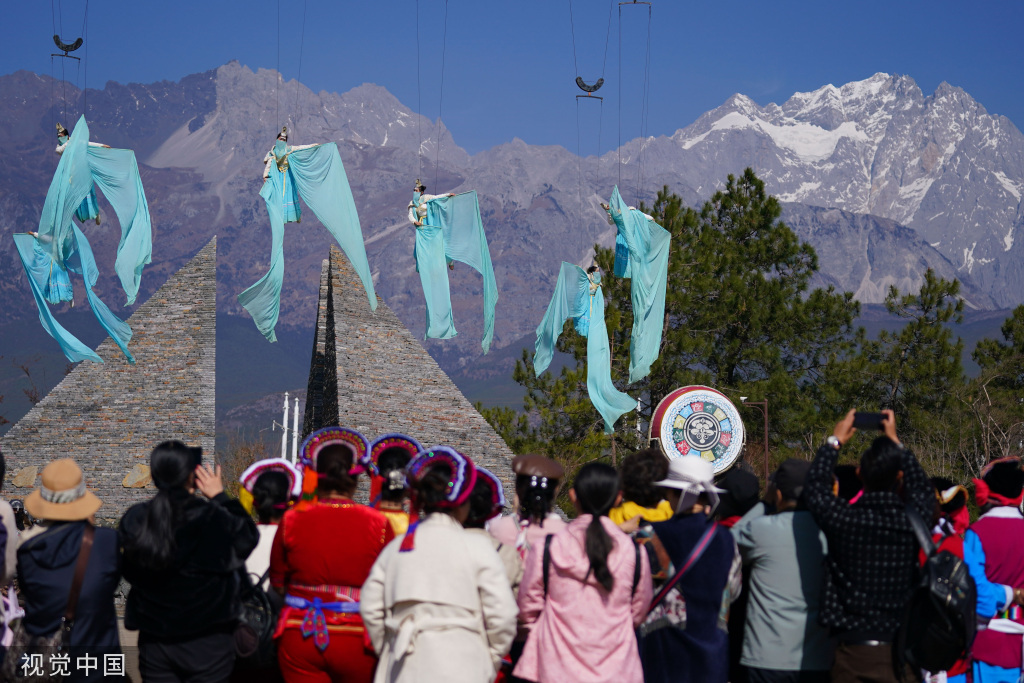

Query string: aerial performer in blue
407 179 499 353
56 122 107 225
534 263 636 433
13 116 153 364
240 127 378 342
600 187 671 383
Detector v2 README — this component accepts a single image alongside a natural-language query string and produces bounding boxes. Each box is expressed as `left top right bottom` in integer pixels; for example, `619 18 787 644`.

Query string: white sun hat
653 456 726 515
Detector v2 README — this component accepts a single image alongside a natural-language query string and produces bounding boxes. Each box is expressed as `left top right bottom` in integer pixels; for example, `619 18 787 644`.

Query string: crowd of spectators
0 407 1018 683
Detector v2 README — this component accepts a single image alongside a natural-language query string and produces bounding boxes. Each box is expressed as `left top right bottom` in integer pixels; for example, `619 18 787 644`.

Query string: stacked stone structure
1 238 217 523
304 246 515 487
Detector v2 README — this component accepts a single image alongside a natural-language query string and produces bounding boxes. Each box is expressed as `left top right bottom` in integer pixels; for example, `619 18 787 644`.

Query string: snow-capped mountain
623 73 1024 307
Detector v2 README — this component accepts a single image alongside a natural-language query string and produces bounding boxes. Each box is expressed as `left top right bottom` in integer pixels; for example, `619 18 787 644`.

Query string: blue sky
2 0 1022 155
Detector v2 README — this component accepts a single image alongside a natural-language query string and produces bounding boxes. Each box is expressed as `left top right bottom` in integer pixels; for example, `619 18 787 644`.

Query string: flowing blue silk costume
534 263 635 433
240 142 377 342
59 134 101 224
75 186 100 223
412 191 498 354
607 186 671 383
13 117 143 363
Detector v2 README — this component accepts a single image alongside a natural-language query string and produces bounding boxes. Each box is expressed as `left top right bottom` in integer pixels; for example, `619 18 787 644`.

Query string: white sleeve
408 204 419 225
55 142 67 155
359 543 393 654
475 542 518 670
0 502 17 583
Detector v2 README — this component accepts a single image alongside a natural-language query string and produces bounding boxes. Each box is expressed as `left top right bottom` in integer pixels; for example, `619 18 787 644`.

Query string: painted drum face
654 386 745 474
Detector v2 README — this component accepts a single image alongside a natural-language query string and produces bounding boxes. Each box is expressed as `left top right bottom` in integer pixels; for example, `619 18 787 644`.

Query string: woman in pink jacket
513 462 652 683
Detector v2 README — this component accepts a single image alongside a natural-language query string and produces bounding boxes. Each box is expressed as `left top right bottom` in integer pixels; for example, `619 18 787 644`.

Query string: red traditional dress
270 497 395 683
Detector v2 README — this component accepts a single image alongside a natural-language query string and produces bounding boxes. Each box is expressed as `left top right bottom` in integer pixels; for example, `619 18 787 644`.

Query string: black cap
773 459 812 501
983 458 1024 500
715 468 760 518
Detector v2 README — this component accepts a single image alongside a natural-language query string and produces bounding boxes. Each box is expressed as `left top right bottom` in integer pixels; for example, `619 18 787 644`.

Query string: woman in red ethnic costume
270 427 395 683
368 433 422 535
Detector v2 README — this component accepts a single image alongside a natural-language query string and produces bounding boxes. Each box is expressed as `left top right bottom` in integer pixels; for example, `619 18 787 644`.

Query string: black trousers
747 667 831 683
831 643 920 683
138 632 235 683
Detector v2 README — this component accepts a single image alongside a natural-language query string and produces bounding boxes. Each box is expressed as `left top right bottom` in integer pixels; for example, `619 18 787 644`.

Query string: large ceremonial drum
650 385 745 474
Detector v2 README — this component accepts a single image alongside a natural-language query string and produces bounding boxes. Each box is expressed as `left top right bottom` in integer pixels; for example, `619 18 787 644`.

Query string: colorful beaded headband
299 427 376 476
474 466 506 521
239 458 303 499
406 446 477 508
369 433 423 467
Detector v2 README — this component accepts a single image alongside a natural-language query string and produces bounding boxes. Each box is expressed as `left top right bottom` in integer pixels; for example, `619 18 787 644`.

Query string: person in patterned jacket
803 409 934 683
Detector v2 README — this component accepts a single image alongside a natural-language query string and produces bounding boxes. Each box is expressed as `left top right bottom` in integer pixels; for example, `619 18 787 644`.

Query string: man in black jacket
804 409 933 683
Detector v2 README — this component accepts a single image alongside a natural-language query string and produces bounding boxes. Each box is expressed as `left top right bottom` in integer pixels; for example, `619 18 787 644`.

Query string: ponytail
125 441 194 570
573 463 620 592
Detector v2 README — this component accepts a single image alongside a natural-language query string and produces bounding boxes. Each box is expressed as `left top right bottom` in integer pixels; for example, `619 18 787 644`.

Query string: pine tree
484 169 863 473
863 269 964 441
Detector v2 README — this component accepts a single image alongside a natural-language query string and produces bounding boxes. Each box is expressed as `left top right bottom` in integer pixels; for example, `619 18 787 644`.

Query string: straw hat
24 459 102 521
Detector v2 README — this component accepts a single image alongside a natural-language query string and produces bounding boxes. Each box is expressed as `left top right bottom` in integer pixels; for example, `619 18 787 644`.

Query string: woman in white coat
361 447 518 683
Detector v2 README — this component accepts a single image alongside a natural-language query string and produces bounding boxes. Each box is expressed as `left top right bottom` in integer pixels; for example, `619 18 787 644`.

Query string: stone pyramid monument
304 246 516 485
2 238 216 522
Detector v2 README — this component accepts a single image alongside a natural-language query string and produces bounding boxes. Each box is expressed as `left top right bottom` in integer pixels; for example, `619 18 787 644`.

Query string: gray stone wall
1 238 217 524
305 246 515 491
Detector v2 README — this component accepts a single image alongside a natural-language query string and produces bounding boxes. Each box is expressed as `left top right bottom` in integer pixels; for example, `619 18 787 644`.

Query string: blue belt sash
284 594 361 651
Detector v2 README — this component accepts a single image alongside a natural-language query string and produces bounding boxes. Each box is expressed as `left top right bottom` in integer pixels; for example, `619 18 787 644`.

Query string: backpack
233 569 281 669
897 504 977 674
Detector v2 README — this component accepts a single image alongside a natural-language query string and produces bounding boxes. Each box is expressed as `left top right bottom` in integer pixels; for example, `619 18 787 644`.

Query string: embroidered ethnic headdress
277 126 288 141
931 476 970 535
400 446 477 551
56 122 69 139
974 457 1024 508
299 426 375 476
466 465 507 525
369 433 423 505
238 457 304 514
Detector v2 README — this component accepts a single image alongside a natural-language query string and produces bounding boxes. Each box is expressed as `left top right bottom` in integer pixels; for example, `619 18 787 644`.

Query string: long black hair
516 474 557 527
252 470 290 524
573 462 621 592
125 441 195 570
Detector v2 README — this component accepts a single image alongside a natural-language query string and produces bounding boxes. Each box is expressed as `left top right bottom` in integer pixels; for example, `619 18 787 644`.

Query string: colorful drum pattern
652 386 744 474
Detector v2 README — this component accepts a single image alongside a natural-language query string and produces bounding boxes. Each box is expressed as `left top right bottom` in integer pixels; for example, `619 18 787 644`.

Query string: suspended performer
56 122 109 225
409 180 456 271
14 115 153 364
535 263 636 433
601 186 671 383
407 179 499 353
240 126 377 342
262 126 318 223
